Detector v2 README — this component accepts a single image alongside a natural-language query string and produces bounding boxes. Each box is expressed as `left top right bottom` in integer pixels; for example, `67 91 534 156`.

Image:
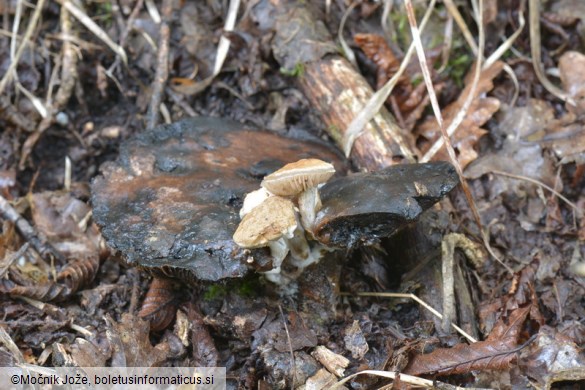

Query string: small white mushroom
261 158 335 197
239 187 272 218
233 196 297 270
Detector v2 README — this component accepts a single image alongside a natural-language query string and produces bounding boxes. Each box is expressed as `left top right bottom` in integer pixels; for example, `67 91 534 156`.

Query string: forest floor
0 1 584 389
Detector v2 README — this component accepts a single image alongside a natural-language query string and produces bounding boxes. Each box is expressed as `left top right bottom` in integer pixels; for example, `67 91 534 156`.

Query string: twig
0 243 29 278
54 2 78 109
278 305 295 390
107 0 144 75
441 233 486 333
0 0 46 96
0 195 63 262
145 0 172 129
529 0 575 106
57 0 128 65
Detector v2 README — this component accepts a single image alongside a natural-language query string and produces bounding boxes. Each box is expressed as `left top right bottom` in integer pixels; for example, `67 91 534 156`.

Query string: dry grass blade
213 0 241 77
490 170 583 218
345 291 477 343
485 4 525 68
411 0 513 274
444 0 478 55
338 1 359 68
343 0 437 157
58 0 128 65
0 0 46 96
332 369 436 389
145 0 161 24
529 0 576 106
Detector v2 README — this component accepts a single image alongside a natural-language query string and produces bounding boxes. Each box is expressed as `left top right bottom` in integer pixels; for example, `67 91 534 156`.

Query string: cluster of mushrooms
233 159 335 284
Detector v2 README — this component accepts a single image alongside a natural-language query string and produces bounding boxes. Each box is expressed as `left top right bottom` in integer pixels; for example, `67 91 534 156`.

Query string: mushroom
312 161 459 248
261 158 335 197
261 158 335 233
91 117 345 283
239 187 272 218
233 196 298 271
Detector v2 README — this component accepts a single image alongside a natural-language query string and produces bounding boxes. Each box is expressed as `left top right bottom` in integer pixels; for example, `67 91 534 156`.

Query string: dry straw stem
333 370 436 389
145 0 172 129
171 0 240 95
343 291 477 343
426 1 525 161
343 0 438 157
529 0 576 106
332 368 489 389
490 170 583 219
57 0 128 65
0 0 46 97
338 1 359 69
407 0 513 274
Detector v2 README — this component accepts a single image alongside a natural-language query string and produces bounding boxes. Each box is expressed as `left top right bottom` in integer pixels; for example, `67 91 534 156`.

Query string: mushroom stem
290 243 327 270
267 238 289 269
287 226 311 261
298 186 322 234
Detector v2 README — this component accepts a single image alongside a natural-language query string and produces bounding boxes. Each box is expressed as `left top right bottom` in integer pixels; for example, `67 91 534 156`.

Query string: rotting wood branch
265 0 418 171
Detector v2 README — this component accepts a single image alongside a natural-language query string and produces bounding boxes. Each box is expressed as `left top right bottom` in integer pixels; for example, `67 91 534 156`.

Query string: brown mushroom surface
91 117 344 282
312 162 459 248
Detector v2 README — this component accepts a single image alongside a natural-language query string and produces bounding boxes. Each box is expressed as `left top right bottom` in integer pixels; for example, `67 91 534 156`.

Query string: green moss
203 284 228 300
443 52 473 88
203 276 262 301
280 63 305 77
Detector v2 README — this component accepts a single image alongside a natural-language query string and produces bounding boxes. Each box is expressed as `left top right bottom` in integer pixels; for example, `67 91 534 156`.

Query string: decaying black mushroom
312 162 459 248
91 117 345 283
92 117 460 285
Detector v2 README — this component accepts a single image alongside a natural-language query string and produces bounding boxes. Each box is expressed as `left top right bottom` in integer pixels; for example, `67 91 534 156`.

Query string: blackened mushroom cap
91 117 345 282
312 162 459 248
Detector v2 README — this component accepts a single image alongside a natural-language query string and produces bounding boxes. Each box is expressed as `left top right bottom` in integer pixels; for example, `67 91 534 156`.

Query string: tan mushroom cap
233 196 297 248
261 158 335 197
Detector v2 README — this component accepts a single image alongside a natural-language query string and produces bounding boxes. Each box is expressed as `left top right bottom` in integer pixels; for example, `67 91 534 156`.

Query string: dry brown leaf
0 191 106 301
406 262 543 377
138 277 178 332
354 33 432 127
559 51 585 115
106 314 172 367
415 62 503 168
186 302 219 367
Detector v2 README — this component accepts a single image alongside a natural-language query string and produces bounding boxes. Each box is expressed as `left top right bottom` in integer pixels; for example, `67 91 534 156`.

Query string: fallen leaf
416 62 503 168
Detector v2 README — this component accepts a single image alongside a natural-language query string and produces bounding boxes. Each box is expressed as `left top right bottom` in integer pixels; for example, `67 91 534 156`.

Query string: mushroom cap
91 117 345 283
312 162 459 248
261 158 335 197
233 196 297 248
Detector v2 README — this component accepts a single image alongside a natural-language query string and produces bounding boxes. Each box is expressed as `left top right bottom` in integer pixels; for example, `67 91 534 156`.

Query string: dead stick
0 195 63 262
268 0 417 171
145 0 172 129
